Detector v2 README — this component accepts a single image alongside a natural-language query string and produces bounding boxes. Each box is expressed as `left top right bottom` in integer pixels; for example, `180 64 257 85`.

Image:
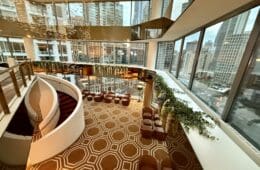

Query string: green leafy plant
154 75 216 140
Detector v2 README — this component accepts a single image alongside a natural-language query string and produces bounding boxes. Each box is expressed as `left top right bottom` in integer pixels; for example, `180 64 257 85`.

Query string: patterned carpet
29 99 202 170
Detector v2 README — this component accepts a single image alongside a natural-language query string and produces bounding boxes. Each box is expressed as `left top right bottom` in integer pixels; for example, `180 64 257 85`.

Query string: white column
23 37 36 61
150 0 163 20
143 79 153 108
146 40 158 69
164 0 173 19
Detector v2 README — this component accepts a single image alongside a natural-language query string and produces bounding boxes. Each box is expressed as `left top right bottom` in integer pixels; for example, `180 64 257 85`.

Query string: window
0 39 9 52
10 42 25 53
131 0 150 25
69 3 84 26
156 41 174 70
87 42 101 63
102 42 115 64
0 0 17 20
55 3 69 25
178 32 200 87
171 0 193 21
37 43 49 54
58 44 67 54
129 43 147 66
115 43 127 64
25 1 47 25
46 4 56 26
227 31 260 150
191 7 259 115
170 39 182 76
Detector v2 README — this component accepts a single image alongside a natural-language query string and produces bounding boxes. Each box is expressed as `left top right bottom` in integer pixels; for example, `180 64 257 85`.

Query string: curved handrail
28 74 84 165
24 77 60 136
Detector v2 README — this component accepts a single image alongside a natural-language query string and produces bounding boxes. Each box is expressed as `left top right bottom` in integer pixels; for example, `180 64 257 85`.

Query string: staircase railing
0 61 34 115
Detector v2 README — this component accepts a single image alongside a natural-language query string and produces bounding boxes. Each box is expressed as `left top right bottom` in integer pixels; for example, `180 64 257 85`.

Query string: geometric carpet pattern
29 99 202 170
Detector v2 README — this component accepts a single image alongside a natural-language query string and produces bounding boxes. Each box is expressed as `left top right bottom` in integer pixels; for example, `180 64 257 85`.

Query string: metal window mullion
58 40 62 61
176 38 185 78
68 2 71 25
7 37 14 58
155 42 160 69
222 12 260 120
188 28 205 90
168 41 176 73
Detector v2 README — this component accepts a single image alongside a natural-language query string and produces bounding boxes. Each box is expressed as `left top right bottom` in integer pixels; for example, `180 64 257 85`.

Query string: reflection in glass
87 42 101 63
170 39 182 76
191 7 259 114
101 42 115 64
131 1 150 25
115 43 127 64
46 4 56 26
0 37 10 62
171 0 193 21
178 32 200 87
69 3 84 26
156 41 174 70
129 43 147 66
55 3 69 25
227 34 260 150
0 0 17 20
25 1 47 25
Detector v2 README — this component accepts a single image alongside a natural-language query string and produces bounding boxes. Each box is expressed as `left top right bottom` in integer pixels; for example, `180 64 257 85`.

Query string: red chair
140 124 153 139
138 155 158 170
122 98 130 106
154 127 167 141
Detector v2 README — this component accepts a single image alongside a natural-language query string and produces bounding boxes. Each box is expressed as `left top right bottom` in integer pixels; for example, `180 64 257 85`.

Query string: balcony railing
0 61 34 114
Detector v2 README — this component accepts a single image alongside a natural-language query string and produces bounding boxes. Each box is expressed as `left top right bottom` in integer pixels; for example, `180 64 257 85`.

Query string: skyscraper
213 10 250 86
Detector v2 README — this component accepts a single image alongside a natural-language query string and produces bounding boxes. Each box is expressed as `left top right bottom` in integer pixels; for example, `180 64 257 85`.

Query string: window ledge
157 70 259 170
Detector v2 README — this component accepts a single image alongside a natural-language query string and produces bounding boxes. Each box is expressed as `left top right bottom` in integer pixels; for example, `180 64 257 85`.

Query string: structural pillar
143 79 153 108
146 40 158 69
23 37 36 61
150 0 163 20
163 0 173 19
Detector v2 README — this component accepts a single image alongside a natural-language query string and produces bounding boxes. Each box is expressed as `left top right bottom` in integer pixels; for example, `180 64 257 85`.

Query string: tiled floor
30 99 202 170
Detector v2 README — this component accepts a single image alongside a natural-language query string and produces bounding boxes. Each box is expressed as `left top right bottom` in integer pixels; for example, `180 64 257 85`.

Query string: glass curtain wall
171 0 193 20
0 0 17 20
115 43 128 64
191 7 259 115
227 33 260 150
178 32 200 87
0 37 10 62
1 1 150 26
129 43 146 66
156 41 174 70
55 3 69 26
25 1 47 25
69 3 84 26
131 0 150 25
170 39 182 76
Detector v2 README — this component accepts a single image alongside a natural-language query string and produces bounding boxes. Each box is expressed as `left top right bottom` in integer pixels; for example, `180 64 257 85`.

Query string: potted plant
154 75 216 139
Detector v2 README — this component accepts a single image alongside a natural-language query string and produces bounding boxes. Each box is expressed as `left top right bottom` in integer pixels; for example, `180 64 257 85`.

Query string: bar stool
87 95 92 101
114 97 120 104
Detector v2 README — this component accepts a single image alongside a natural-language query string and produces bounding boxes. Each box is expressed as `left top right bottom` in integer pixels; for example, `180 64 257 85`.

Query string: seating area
82 90 131 106
140 107 167 141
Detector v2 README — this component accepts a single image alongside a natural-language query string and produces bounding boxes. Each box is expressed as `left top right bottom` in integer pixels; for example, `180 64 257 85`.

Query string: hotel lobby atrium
0 0 259 170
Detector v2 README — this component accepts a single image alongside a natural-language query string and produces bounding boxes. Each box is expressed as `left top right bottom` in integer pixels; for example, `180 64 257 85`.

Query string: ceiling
161 0 259 41
29 0 147 4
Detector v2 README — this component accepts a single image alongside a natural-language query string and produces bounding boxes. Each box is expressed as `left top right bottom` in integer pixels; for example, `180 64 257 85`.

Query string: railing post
0 84 10 114
9 70 21 97
19 65 27 87
28 61 34 75
26 63 31 80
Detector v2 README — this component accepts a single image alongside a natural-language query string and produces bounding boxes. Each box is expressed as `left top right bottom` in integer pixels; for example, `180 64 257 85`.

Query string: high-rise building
213 11 250 85
84 2 123 26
